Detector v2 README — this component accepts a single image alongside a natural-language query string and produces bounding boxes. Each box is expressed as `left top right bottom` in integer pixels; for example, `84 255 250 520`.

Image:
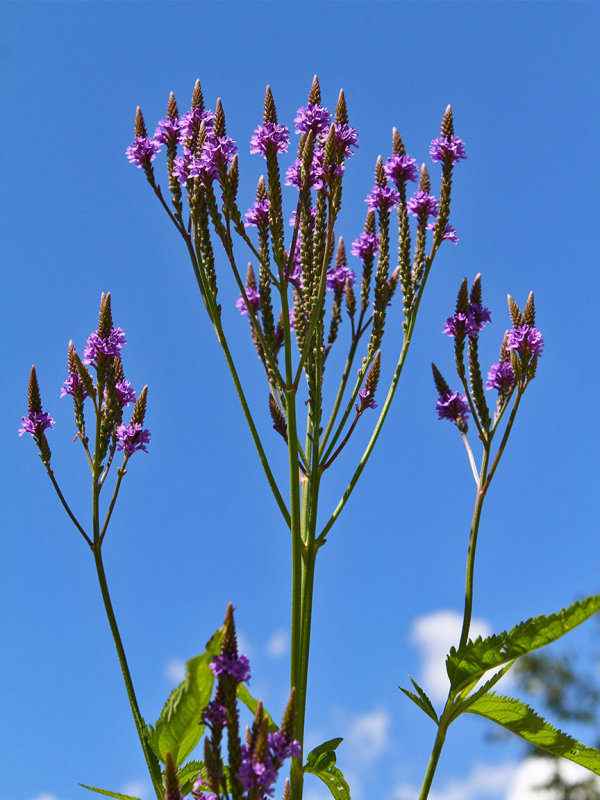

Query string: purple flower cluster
18 410 55 438
83 328 127 366
427 222 459 244
294 103 331 135
486 361 515 392
60 371 91 400
351 231 379 261
126 136 161 169
358 385 377 410
201 699 227 729
116 423 151 455
173 134 237 187
238 731 301 797
333 123 359 158
115 380 136 407
384 153 419 185
326 264 355 292
236 288 261 316
153 116 183 145
210 652 251 683
245 198 270 228
506 324 544 357
436 391 470 424
442 302 491 338
250 122 290 156
406 190 440 220
430 135 467 165
365 185 401 213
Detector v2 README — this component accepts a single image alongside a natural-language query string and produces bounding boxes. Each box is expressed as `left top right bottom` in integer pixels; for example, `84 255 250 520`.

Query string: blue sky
3 2 600 800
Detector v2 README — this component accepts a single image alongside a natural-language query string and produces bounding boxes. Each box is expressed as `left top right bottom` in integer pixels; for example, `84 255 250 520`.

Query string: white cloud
410 609 492 702
427 761 517 800
30 795 62 800
505 757 600 799
265 629 288 659
164 658 186 683
345 708 391 765
121 780 149 800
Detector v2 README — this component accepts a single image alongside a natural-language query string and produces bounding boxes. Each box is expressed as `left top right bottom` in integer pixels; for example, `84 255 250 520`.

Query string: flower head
294 104 331 135
333 123 359 158
116 422 151 455
60 371 91 400
384 153 419 185
178 108 215 141
358 385 377 410
407 190 440 219
351 231 379 261
250 122 290 156
436 391 470 425
427 222 459 244
245 198 270 227
83 328 127 365
442 302 491 339
506 325 544 357
18 410 55 437
365 185 401 213
235 287 261 316
486 361 515 392
153 117 182 145
326 264 355 292
115 380 136 407
430 135 467 164
210 652 251 683
126 136 161 168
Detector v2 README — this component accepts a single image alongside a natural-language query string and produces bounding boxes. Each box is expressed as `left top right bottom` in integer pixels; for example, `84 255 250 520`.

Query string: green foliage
446 594 600 692
399 677 438 724
80 786 141 800
304 738 350 800
176 760 204 796
466 693 600 775
148 626 224 766
236 683 278 732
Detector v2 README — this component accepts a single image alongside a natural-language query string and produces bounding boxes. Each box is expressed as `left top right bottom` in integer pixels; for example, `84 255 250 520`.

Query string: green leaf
79 785 141 800
446 594 600 692
399 678 438 724
148 626 224 766
304 739 350 800
466 693 600 775
177 759 204 796
237 683 278 732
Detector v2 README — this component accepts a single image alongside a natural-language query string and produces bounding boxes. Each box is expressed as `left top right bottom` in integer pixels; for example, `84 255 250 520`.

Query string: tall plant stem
418 718 448 800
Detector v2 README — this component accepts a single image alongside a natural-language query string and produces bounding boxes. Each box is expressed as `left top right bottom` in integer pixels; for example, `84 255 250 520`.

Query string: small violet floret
506 325 544 357
126 136 161 168
427 222 459 244
365 185 401 213
245 199 270 227
18 410 55 437
294 104 331 136
210 652 251 683
236 288 261 316
60 372 91 400
442 303 491 338
153 117 182 145
351 232 379 261
115 380 136 407
333 123 359 158
116 423 151 455
384 154 419 184
406 191 440 219
486 361 515 392
250 122 290 156
83 328 127 365
429 135 467 165
436 391 470 424
326 264 355 292
358 385 377 410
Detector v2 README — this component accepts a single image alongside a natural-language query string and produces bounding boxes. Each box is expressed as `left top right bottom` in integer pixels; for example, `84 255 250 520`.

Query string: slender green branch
460 432 479 486
44 466 92 548
99 460 129 545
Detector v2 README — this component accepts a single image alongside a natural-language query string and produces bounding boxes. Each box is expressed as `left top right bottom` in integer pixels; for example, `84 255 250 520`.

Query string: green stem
418 720 448 800
45 466 92 547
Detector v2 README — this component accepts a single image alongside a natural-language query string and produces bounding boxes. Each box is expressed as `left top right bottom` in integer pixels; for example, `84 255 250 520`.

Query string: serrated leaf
466 693 600 774
177 759 204 796
399 678 439 725
304 740 350 800
237 683 278 732
446 594 600 692
148 626 224 766
79 785 141 800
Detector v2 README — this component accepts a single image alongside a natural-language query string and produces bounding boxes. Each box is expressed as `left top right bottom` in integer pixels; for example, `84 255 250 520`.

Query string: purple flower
210 652 251 683
203 134 237 170
116 423 151 455
60 371 91 399
312 147 345 189
83 328 127 365
436 391 470 424
469 303 491 330
153 117 182 145
384 154 419 184
333 123 359 158
351 231 379 261
486 361 515 391
427 222 459 244
358 385 377 410
268 731 301 763
430 135 467 164
178 108 215 141
115 380 136 407
18 410 55 437
201 700 227 729
294 104 331 135
506 325 544 357
235 287 261 316
238 746 278 796
126 136 161 168
407 190 440 219
250 122 290 156
326 264 355 291
245 198 270 227
365 185 401 213
442 303 491 339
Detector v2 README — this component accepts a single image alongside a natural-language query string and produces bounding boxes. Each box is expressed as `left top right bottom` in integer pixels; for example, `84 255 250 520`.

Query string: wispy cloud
164 658 186 684
121 780 149 800
265 629 288 659
409 609 492 702
345 708 391 765
30 794 62 800
505 756 600 799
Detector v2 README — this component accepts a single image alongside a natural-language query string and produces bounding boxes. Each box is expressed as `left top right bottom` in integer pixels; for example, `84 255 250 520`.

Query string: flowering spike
392 127 406 156
469 335 491 431
72 349 96 399
191 79 204 111
375 156 386 187
279 687 297 743
335 236 347 268
456 278 469 315
214 98 226 137
246 263 257 291
283 778 290 800
419 163 431 194
228 154 239 200
166 91 178 120
98 292 113 339
431 362 451 397
269 394 288 443
134 106 147 138
359 351 381 411
27 365 42 414
263 85 277 124
523 291 536 326
308 75 321 105
334 88 348 125
470 273 482 307
257 175 267 201
345 277 356 317
130 385 148 426
441 105 454 138
507 294 524 327
164 751 182 800
222 602 238 658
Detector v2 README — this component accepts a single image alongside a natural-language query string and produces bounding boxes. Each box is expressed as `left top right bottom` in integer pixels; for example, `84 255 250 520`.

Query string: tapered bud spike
98 292 113 338
114 355 125 383
264 86 277 123
365 210 376 234
257 175 267 201
269 394 288 442
214 98 226 137
27 366 42 413
392 127 406 156
279 687 297 743
222 602 238 657
441 105 454 138
432 363 451 396
246 263 257 290
456 278 469 315
365 350 381 397
283 778 290 800
419 163 431 193
470 273 482 306
335 88 348 125
523 291 536 325
131 385 148 426
308 75 321 105
229 154 239 198
499 331 510 362
191 79 204 111
507 294 523 327
134 107 147 138
375 156 386 187
67 341 77 372
335 236 347 267
164 752 182 800
167 91 178 120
